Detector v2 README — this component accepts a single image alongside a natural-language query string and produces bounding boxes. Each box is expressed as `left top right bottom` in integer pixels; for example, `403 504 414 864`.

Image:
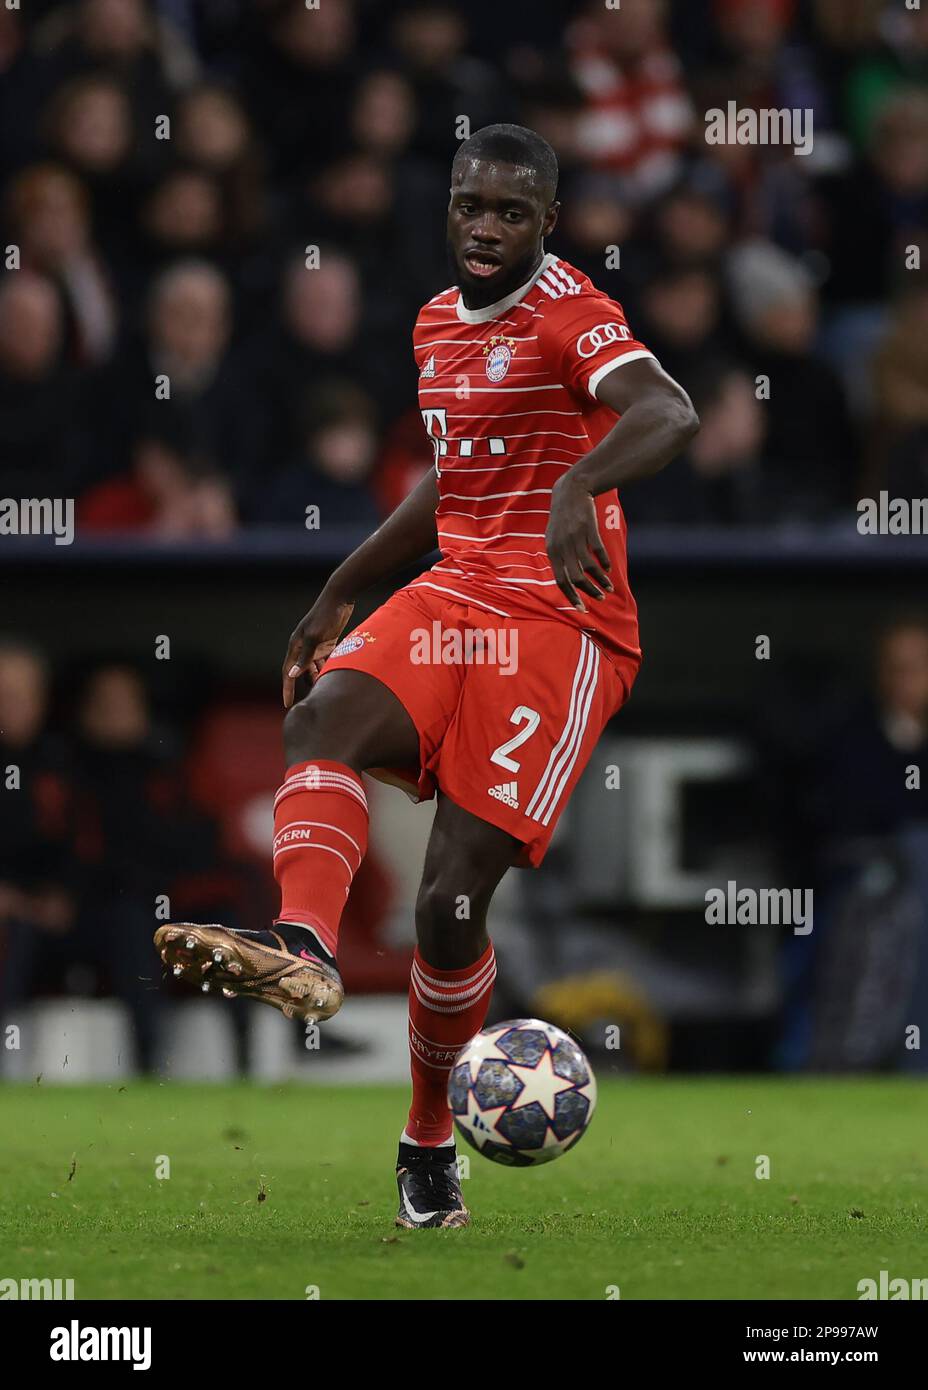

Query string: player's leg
280 666 419 770
269 667 420 957
155 588 461 1024
155 667 423 1023
393 615 638 1223
396 794 519 1228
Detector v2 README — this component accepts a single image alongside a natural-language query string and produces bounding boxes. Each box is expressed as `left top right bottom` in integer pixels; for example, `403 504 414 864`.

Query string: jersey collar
455 251 557 324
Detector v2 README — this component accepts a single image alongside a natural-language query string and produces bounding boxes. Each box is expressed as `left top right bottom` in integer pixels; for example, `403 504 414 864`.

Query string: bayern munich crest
483 335 517 382
330 630 375 659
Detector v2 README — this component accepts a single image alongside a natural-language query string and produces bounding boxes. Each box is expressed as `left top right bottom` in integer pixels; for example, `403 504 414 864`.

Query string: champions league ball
448 1019 597 1166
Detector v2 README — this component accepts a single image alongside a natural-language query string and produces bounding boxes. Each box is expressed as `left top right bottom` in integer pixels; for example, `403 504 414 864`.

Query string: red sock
272 759 368 959
405 943 497 1145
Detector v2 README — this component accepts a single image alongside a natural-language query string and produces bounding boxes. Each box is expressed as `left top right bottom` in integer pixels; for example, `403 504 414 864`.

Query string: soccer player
155 125 698 1228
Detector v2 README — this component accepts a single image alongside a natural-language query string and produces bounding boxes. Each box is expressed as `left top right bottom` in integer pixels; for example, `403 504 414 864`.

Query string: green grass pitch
0 1077 924 1300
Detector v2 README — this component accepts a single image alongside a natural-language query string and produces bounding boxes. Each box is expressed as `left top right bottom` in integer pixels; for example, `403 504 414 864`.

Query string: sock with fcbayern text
272 760 368 960
406 943 497 1145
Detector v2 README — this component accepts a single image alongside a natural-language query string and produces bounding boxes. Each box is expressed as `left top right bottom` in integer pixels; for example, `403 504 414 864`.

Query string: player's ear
542 201 560 237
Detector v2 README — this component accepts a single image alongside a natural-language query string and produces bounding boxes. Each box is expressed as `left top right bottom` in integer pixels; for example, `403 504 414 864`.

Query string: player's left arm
546 356 699 610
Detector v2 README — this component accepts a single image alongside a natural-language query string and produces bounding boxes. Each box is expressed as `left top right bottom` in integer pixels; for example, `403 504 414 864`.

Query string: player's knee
282 694 318 764
414 874 487 967
282 684 349 766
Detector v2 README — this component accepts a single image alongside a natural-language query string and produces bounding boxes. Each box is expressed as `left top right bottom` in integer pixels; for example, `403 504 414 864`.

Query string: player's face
447 158 558 308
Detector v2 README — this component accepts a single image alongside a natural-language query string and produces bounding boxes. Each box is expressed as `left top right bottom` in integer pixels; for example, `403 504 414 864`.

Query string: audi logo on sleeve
575 321 633 357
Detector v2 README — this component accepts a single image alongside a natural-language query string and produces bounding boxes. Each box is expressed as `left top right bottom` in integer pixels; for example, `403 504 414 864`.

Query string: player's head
448 123 559 308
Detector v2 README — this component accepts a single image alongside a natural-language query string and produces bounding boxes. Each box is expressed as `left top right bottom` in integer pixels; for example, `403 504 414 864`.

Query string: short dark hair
452 123 558 202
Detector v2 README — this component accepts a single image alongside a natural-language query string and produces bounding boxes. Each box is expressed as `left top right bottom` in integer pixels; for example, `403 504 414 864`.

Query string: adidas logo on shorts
488 781 519 809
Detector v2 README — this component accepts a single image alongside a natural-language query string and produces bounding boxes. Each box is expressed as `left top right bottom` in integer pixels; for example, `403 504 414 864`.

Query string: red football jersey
407 252 654 666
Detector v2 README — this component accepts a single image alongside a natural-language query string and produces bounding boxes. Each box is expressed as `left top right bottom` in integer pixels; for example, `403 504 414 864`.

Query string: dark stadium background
1 0 926 1082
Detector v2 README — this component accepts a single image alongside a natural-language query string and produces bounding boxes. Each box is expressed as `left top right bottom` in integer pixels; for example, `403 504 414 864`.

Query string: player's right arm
282 465 440 706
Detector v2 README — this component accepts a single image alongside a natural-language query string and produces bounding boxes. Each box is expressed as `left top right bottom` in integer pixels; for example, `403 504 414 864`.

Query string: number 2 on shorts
490 706 540 773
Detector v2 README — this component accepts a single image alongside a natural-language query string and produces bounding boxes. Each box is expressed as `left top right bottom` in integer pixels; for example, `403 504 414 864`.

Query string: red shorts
317 584 639 866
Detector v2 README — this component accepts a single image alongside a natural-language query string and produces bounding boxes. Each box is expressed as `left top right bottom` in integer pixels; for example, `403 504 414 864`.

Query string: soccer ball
448 1018 597 1165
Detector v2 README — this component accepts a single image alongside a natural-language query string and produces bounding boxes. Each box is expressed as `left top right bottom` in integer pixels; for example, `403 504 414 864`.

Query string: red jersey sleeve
544 291 655 404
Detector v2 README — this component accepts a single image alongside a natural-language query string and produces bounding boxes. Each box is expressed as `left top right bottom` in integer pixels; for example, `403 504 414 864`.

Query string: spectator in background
727 239 856 517
242 249 361 483
32 0 193 122
279 248 359 365
349 68 417 161
346 67 449 301
238 0 359 181
146 259 232 397
5 163 118 365
686 362 768 517
638 263 729 385
516 68 587 183
0 271 82 499
0 643 246 1074
78 421 237 538
871 284 928 501
833 0 928 152
388 0 511 163
650 163 734 274
873 285 928 437
58 660 225 1071
822 90 928 308
298 137 447 312
778 620 928 1072
241 248 410 503
552 170 643 303
42 71 135 179
711 0 828 126
301 151 403 296
257 381 382 529
39 72 144 282
3 0 192 170
692 0 825 256
0 642 75 977
88 258 260 498
175 83 269 250
817 88 928 412
812 621 928 840
137 165 227 276
568 0 692 201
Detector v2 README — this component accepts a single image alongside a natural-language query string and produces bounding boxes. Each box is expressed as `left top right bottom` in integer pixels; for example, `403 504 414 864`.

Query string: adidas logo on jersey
488 781 519 808
420 354 436 378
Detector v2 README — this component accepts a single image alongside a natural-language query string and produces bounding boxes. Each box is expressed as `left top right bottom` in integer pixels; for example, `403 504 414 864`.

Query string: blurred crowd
1 0 927 537
0 640 233 1069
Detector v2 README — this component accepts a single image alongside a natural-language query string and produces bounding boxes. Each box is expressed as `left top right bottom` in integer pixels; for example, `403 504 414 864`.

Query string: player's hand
282 588 355 708
545 474 612 613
